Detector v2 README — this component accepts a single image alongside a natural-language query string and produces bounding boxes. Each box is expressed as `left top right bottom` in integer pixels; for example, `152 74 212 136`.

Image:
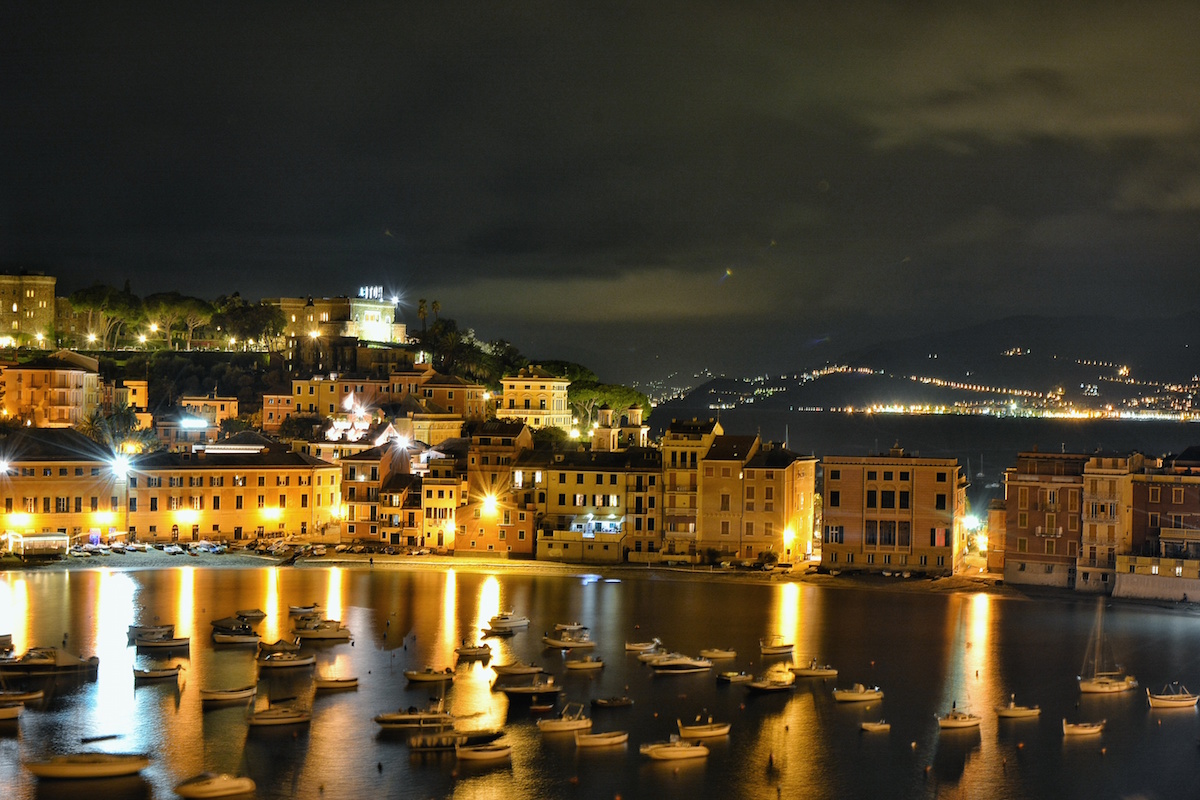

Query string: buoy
569 776 579 785
1101 747 1107 756
377 762 382 772
1018 742 1024 749
911 741 917 749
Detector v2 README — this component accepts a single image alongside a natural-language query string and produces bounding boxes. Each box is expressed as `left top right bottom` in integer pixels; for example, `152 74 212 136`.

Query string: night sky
3 3 1198 384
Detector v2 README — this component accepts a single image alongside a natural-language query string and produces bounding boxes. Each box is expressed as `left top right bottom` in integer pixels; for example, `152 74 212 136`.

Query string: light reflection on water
3 568 1200 799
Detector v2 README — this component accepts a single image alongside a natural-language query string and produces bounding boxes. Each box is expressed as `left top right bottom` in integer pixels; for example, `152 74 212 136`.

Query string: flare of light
175 566 195 639
324 566 344 623
775 581 800 649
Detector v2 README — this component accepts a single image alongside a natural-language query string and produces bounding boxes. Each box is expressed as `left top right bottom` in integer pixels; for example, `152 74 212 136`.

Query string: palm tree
417 299 427 335
431 300 441 321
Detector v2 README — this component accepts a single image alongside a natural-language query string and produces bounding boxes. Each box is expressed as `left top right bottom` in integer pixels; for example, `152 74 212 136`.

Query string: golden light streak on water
0 576 28 652
92 568 137 738
439 568 456 664
176 566 195 638
264 567 280 641
324 566 343 623
477 575 500 633
776 581 801 655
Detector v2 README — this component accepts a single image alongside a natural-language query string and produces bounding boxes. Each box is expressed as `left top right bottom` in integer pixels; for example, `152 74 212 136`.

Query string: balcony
1076 558 1116 570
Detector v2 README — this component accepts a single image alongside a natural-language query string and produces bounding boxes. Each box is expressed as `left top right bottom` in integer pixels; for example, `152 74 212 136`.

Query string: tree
77 402 160 454
568 380 651 429
181 297 214 349
144 291 188 349
69 284 143 349
431 299 440 321
417 299 427 335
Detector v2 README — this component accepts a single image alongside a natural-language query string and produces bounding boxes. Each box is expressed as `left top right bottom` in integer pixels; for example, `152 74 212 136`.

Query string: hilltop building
496 365 571 430
0 271 55 349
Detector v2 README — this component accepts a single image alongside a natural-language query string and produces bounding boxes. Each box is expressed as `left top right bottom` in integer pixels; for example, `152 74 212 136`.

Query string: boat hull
576 730 629 747
175 773 257 798
24 753 151 779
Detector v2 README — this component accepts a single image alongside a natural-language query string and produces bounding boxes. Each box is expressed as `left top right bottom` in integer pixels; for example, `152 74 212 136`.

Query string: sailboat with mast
1078 599 1138 694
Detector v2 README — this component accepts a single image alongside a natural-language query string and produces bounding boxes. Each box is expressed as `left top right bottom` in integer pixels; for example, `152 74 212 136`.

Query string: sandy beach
0 545 1016 597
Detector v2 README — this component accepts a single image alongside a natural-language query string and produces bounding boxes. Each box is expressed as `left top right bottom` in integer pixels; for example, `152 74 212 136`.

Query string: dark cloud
2 2 1198 382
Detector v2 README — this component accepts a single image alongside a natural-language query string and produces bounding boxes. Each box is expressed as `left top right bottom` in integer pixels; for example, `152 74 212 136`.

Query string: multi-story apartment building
455 421 536 557
821 445 967 577
1118 447 1200 598
1001 450 1087 588
180 394 240 428
421 444 467 551
536 448 661 564
742 444 818 564
495 365 571 430
0 429 341 545
697 434 759 559
1077 452 1142 593
1 351 100 427
0 271 55 348
661 418 722 558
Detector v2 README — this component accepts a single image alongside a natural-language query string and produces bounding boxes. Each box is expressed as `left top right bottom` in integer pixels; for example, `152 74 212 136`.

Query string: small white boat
498 675 562 696
315 675 358 691
258 638 301 654
747 671 796 692
575 729 628 747
24 752 151 779
555 621 586 632
1147 682 1200 708
1063 718 1105 736
937 704 982 729
833 683 884 702
861 720 891 732
235 609 267 620
133 664 184 681
488 611 531 629
637 648 670 663
374 698 454 729
127 624 174 639
293 620 351 641
1079 673 1139 694
175 772 257 798
995 694 1041 718
247 705 311 727
405 667 455 683
542 630 595 649
455 643 492 659
480 627 516 638
0 647 100 676
288 603 320 615
492 661 544 676
653 656 713 675
791 658 838 678
759 635 793 656
536 702 592 732
0 688 44 703
565 655 604 671
625 639 660 652
698 647 736 660
212 631 261 645
716 671 752 684
135 636 190 649
200 685 257 702
591 695 634 708
256 652 316 669
0 701 23 720
640 736 708 760
1077 599 1137 694
455 742 512 761
677 715 731 738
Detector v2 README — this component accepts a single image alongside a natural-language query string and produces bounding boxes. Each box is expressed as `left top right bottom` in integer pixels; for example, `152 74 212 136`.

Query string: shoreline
5 549 1198 617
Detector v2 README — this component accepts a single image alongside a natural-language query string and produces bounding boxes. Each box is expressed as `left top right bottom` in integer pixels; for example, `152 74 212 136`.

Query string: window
899 491 910 509
881 490 895 509
1017 538 1027 552
866 490 877 509
829 470 840 480
745 522 754 537
883 471 893 481
935 493 947 511
1173 488 1185 504
865 520 877 546
899 471 909 481
1149 512 1160 528
1149 486 1161 503
867 471 877 481
720 494 730 512
936 472 947 482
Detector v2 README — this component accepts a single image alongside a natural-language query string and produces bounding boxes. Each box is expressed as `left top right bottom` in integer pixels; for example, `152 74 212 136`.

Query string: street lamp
111 456 130 542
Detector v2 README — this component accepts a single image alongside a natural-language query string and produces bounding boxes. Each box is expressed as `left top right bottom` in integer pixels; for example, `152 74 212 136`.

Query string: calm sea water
3 566 1200 800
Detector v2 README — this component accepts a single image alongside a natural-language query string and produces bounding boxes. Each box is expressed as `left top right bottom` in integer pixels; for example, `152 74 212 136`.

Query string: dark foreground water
3 567 1200 800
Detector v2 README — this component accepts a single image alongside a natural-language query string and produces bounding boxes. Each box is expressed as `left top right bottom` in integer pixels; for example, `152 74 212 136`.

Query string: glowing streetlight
138 334 147 344
87 333 97 344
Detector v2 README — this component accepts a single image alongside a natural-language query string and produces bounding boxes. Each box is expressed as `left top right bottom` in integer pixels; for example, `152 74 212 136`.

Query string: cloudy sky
3 3 1198 383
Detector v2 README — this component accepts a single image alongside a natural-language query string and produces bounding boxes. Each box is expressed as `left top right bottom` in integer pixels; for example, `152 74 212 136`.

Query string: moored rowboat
24 752 151 779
